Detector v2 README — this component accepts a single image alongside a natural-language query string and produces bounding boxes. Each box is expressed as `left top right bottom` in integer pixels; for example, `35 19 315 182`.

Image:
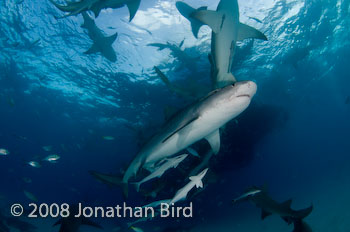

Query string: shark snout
236 81 257 99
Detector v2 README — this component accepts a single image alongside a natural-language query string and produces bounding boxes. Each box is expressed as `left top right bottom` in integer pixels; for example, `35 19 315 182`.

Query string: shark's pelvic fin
191 10 225 34
205 129 220 154
126 0 141 21
261 209 272 220
237 23 268 41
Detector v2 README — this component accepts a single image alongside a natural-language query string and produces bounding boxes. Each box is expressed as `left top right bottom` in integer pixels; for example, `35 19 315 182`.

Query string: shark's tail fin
175 2 206 38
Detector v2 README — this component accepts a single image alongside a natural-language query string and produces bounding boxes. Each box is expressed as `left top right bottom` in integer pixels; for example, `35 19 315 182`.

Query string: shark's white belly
214 19 238 77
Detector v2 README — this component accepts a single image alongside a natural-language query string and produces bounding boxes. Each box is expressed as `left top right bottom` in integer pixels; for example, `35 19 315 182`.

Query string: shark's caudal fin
237 23 268 41
89 170 129 198
126 0 141 21
176 2 207 38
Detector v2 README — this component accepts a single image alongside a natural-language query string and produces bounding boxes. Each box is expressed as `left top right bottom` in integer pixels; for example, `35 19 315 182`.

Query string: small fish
186 147 200 157
28 161 41 168
23 190 38 202
43 154 60 163
130 226 144 232
0 148 10 156
103 136 115 141
42 146 52 152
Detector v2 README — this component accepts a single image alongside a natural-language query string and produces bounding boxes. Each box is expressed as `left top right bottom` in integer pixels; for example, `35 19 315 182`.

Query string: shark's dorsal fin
84 43 100 54
281 199 293 209
82 218 103 229
53 218 62 226
126 0 141 21
205 129 220 155
191 10 225 34
237 23 268 41
261 209 272 220
106 32 118 45
162 116 199 143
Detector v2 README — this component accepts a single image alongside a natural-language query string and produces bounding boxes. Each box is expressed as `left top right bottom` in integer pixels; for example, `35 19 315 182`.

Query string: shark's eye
231 83 235 87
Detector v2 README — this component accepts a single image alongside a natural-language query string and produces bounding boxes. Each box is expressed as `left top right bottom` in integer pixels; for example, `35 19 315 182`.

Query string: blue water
1 0 350 231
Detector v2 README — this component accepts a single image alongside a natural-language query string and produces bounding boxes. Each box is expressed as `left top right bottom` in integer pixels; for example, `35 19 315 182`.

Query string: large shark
81 12 118 62
133 154 188 192
233 186 313 232
121 81 257 197
50 0 141 20
53 205 102 232
177 0 267 88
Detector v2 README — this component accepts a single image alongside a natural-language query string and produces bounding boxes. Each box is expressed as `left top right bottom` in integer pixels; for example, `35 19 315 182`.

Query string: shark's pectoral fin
53 219 62 226
191 10 224 34
237 23 268 41
162 115 199 143
261 209 272 220
82 218 103 229
106 32 118 45
84 43 100 54
205 129 220 155
126 0 141 21
281 216 293 225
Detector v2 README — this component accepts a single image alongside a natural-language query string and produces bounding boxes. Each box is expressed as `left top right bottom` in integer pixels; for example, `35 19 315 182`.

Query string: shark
133 154 188 192
176 0 267 88
50 0 141 21
81 12 118 62
53 205 102 232
121 81 257 197
232 185 313 232
170 168 208 204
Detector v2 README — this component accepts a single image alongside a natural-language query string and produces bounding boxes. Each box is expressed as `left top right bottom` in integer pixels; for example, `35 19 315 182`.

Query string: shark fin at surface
237 23 268 41
126 0 141 21
205 129 220 155
191 10 225 34
261 209 272 220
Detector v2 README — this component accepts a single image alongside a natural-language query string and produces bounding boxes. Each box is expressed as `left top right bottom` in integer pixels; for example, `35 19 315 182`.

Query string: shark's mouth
236 94 251 98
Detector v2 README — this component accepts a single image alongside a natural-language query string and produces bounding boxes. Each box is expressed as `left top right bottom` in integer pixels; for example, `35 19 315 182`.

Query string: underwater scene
1 0 350 231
